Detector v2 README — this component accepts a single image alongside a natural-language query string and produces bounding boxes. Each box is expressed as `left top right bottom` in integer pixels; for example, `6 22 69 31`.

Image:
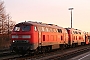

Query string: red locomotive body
85 32 90 44
66 28 85 47
10 21 69 54
10 21 89 55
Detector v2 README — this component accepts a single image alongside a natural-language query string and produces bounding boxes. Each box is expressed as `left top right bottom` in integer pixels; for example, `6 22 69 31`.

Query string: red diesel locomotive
10 21 89 54
66 28 86 47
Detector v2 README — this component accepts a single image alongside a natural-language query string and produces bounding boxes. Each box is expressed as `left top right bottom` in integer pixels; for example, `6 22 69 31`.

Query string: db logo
19 35 22 38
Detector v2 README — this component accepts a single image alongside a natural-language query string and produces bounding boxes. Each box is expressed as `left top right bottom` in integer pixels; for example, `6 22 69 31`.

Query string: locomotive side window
73 31 75 34
48 28 50 32
58 29 62 33
56 29 58 32
73 31 78 34
14 26 20 31
53 29 56 32
65 30 67 33
52 28 54 32
22 25 30 31
54 29 56 32
52 29 54 32
78 32 81 34
42 27 44 31
44 27 46 32
37 26 41 31
50 28 52 32
46 27 48 32
75 31 78 34
34 26 37 31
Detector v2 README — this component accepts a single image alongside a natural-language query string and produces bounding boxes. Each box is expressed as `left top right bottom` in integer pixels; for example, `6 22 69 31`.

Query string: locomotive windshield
21 25 30 31
14 26 20 31
14 25 30 31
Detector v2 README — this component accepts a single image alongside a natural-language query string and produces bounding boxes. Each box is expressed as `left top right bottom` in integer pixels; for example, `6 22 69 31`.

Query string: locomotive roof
17 21 64 29
65 28 81 31
65 28 84 33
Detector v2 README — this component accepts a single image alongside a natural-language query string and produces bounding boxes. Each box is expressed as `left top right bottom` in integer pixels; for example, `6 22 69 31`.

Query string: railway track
0 49 18 60
2 45 90 60
0 48 9 52
44 46 90 60
0 49 11 57
35 45 90 60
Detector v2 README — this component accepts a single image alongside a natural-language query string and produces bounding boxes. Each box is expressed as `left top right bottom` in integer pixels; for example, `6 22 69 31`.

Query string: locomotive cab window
14 26 20 31
34 26 37 31
58 29 62 33
22 25 30 31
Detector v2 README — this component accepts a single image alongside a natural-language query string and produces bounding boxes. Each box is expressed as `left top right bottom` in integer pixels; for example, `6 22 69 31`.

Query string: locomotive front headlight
13 40 15 42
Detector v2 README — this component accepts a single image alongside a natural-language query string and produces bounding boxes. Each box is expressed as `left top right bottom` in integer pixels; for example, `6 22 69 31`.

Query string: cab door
38 31 42 46
68 30 72 45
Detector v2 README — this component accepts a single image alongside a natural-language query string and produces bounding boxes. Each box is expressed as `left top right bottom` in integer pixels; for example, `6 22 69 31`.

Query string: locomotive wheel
34 49 39 55
48 46 52 52
81 42 85 46
41 46 48 53
46 47 50 52
60 44 65 50
72 44 75 48
75 43 78 47
42 47 46 53
21 52 26 56
46 46 52 52
65 44 68 49
38 46 42 53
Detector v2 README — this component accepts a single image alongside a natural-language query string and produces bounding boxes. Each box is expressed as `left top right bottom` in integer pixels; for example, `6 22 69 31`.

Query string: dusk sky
3 0 90 32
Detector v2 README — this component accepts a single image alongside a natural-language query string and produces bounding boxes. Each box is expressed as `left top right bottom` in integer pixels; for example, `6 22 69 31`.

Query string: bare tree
0 1 15 34
5 14 16 34
0 1 5 34
0 0 16 49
